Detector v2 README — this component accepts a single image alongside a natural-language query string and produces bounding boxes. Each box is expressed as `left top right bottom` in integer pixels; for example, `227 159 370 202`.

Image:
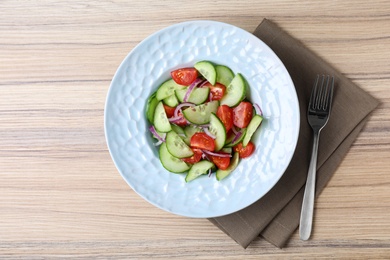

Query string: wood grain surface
1 0 390 259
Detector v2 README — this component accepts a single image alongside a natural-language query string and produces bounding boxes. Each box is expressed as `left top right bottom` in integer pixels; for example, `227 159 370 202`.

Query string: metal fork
299 75 334 240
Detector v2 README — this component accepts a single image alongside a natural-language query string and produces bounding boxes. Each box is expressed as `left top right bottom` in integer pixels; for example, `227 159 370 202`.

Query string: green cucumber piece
163 94 179 107
159 142 190 173
215 65 234 87
171 124 185 136
166 131 194 158
171 124 187 143
216 152 239 181
175 87 210 105
153 101 172 133
220 73 246 107
221 147 232 154
209 113 226 151
242 115 263 146
182 100 219 125
185 160 214 182
156 79 186 101
183 125 203 145
146 94 158 123
224 128 246 147
194 61 217 85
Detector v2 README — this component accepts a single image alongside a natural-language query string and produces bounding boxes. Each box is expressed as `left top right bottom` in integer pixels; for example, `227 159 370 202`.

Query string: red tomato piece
171 68 198 86
216 105 233 132
163 104 176 118
233 101 253 128
234 142 255 158
203 82 226 101
226 129 233 139
209 154 230 170
190 133 215 152
181 149 202 164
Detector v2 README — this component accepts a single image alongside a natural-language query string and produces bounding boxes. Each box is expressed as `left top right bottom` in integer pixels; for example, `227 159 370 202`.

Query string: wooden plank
1 0 390 258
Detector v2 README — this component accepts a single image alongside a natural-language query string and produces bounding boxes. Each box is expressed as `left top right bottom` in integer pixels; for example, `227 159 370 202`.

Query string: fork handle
299 131 320 240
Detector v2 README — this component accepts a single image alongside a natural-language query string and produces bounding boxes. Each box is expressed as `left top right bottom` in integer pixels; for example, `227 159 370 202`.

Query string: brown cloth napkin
208 19 380 248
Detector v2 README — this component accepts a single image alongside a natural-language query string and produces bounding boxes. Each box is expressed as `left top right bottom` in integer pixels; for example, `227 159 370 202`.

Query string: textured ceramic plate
104 20 299 218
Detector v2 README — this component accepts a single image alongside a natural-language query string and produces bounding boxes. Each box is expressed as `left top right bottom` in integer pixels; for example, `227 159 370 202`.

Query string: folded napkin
209 18 380 248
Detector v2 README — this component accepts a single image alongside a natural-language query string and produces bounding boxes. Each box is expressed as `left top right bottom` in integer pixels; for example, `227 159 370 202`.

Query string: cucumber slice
166 131 194 158
171 124 185 136
163 94 179 107
216 152 239 181
221 147 232 154
209 113 226 151
220 73 246 107
185 160 214 182
171 124 187 143
194 61 217 85
215 65 234 87
156 79 186 101
242 115 263 146
224 128 246 147
153 101 172 133
182 100 219 125
159 142 190 173
146 94 158 124
175 87 210 105
183 125 203 145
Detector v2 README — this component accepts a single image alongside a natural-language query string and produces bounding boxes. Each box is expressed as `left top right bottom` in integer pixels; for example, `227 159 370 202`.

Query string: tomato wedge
209 154 230 170
171 68 198 86
233 101 253 128
163 104 176 118
203 82 226 101
190 132 215 151
234 142 255 158
181 149 202 164
217 105 233 132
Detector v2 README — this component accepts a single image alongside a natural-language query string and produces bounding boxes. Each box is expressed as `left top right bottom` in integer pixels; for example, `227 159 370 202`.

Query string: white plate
104 20 300 218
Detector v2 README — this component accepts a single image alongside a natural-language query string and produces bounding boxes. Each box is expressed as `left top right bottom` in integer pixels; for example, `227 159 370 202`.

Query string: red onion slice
253 103 263 116
174 102 195 117
208 92 213 102
183 78 203 102
202 150 232 158
168 115 184 123
201 151 210 161
198 80 209 88
232 131 242 143
204 128 216 139
149 125 166 142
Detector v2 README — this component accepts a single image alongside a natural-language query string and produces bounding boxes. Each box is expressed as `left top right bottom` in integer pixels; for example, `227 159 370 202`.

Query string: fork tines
309 75 334 112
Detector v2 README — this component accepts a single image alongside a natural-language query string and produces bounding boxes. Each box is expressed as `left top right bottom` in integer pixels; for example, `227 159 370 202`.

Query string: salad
146 60 263 182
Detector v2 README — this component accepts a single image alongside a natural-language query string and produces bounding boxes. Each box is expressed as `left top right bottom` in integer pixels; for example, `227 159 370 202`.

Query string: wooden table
1 1 390 258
